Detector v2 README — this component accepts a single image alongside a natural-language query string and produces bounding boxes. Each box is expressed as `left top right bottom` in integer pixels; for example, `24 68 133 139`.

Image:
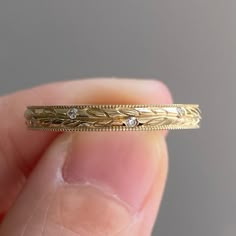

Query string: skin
0 78 172 236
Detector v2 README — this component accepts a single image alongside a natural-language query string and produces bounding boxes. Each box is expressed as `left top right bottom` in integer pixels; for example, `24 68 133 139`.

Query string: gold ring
24 104 201 131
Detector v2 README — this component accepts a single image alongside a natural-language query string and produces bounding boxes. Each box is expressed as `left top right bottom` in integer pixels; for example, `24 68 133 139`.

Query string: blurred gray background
0 1 234 235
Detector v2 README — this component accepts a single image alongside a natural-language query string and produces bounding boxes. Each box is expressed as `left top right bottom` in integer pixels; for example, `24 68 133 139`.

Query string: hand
0 78 172 236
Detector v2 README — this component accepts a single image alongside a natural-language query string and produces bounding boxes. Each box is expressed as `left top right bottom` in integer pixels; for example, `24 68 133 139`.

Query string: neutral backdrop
0 1 234 235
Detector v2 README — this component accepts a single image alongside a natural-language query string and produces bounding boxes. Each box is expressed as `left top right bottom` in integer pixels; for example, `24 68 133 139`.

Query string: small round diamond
177 107 185 117
125 117 139 127
67 108 78 119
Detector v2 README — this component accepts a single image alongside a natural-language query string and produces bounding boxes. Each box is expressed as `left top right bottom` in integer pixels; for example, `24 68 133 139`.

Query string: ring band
24 104 201 131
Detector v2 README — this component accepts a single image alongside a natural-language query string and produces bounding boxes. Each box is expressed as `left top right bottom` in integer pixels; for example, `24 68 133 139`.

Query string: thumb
0 131 168 236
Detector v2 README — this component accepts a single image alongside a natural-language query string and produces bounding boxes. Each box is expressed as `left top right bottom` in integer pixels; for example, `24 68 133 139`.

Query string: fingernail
62 132 164 211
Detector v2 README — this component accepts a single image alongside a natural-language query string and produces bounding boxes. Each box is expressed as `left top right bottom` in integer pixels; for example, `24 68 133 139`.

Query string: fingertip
149 79 173 104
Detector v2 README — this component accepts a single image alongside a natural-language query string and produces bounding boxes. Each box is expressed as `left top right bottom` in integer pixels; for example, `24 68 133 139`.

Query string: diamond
67 108 78 119
177 107 185 117
125 117 139 127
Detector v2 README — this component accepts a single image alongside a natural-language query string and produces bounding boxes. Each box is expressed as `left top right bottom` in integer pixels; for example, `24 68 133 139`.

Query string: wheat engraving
25 105 201 131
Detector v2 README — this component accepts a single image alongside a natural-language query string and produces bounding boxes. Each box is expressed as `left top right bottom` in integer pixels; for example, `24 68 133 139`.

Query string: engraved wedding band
24 104 201 131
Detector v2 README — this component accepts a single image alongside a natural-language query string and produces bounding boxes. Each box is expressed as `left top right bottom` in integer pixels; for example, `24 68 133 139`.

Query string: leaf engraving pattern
25 105 201 130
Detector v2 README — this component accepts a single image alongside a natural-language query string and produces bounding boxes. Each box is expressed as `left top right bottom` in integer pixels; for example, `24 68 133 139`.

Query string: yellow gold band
24 104 201 131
